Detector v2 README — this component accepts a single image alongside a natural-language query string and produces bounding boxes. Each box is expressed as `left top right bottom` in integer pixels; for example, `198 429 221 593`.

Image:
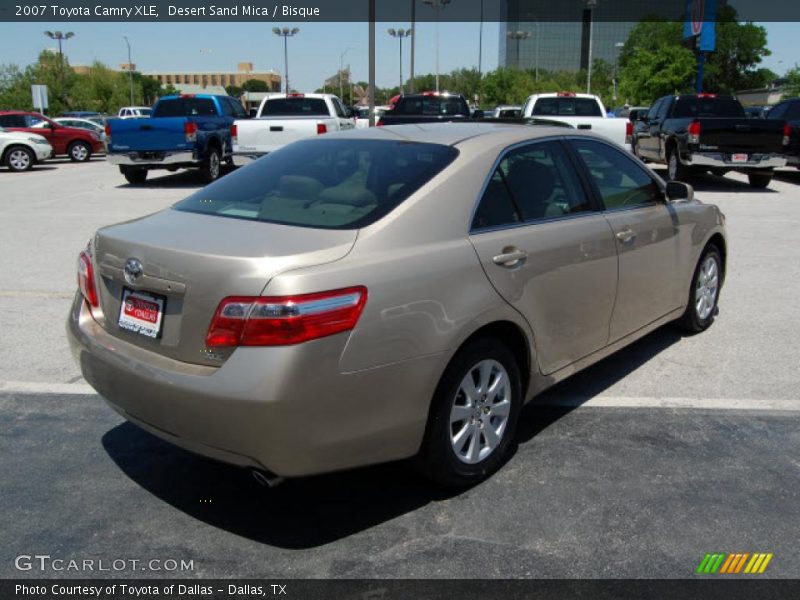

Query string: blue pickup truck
106 94 248 184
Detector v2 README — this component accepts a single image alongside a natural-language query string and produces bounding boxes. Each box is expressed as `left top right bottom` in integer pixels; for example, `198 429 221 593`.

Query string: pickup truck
765 98 800 169
519 92 632 149
106 94 245 184
377 92 472 126
231 93 355 166
632 93 789 188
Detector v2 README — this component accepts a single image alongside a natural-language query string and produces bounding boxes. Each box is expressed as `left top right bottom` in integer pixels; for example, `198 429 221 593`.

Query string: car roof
325 122 593 148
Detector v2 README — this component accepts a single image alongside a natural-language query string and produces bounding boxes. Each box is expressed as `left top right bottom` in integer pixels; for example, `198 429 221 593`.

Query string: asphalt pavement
0 158 798 579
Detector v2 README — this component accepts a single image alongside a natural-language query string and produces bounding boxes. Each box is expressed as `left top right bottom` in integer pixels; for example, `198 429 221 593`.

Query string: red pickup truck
0 111 104 162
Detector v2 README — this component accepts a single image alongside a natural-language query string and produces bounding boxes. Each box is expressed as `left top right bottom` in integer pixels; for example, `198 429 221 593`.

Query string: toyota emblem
124 258 144 285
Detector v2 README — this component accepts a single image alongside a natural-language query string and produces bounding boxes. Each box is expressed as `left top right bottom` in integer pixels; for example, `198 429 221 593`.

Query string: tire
4 145 34 172
667 147 691 182
120 166 147 185
747 173 772 189
677 244 722 333
68 141 91 162
201 146 221 183
415 337 522 487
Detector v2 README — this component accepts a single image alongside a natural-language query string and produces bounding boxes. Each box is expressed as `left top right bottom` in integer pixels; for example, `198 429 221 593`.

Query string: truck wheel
120 166 147 185
667 149 690 182
201 147 221 183
68 141 91 162
5 145 34 172
747 173 772 189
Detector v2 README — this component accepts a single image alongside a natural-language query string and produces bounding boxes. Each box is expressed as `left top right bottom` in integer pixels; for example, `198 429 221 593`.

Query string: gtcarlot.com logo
697 552 773 574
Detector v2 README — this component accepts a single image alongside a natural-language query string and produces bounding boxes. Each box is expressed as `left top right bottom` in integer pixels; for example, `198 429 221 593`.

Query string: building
499 0 686 73
144 62 281 92
736 80 792 107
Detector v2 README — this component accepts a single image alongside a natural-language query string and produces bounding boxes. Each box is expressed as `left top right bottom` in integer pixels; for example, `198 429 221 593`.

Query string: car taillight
376 118 384 127
783 122 791 146
184 121 197 143
230 123 238 145
206 286 368 347
316 123 328 135
77 251 99 308
688 120 701 144
625 120 633 144
104 124 111 144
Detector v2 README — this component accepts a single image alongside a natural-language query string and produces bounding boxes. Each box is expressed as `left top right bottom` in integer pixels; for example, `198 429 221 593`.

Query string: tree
225 84 243 97
619 45 695 105
481 68 535 106
785 65 800 98
241 79 268 93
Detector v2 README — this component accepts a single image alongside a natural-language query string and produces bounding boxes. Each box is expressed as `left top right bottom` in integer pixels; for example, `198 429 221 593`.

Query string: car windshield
174 139 458 230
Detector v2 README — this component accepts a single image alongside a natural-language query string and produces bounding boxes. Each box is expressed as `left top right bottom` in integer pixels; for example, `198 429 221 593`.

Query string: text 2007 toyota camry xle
68 123 727 486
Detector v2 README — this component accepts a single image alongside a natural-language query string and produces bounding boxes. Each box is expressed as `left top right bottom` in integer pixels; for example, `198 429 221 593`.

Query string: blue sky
0 21 795 92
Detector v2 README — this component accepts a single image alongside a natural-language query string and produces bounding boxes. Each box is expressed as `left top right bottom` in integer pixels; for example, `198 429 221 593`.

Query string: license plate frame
731 153 749 163
118 288 165 339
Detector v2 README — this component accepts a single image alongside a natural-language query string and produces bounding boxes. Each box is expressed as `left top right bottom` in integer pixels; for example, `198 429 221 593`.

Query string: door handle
492 247 528 267
615 227 637 243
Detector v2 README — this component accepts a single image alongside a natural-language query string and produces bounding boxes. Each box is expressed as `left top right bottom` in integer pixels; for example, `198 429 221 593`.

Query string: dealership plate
118 288 165 338
731 153 749 163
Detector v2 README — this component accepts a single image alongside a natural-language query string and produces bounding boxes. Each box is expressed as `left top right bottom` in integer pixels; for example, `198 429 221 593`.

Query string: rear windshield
153 99 216 117
174 139 458 229
261 98 329 116
532 97 603 117
673 96 745 118
396 96 469 116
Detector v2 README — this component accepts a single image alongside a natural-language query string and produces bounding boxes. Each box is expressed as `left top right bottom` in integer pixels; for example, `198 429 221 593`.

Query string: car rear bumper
66 294 438 477
231 152 265 167
685 152 787 169
107 150 199 168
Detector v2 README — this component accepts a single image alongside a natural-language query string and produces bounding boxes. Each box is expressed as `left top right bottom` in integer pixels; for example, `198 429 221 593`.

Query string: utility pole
585 0 597 94
409 0 416 93
272 27 299 93
123 35 134 106
423 0 451 92
388 29 412 94
368 0 375 126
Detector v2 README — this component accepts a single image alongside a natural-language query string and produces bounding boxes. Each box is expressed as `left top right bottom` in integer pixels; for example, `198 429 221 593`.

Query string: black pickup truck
632 93 789 188
377 92 471 126
766 98 800 169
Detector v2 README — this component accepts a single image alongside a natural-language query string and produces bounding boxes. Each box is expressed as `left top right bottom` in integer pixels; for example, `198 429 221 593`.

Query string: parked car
67 123 727 487
519 92 632 149
231 93 355 166
36 117 106 142
492 105 522 119
631 93 789 188
117 106 152 119
0 125 53 171
765 98 800 168
0 111 104 162
378 91 472 126
743 106 767 119
106 94 242 184
61 111 102 119
353 105 389 129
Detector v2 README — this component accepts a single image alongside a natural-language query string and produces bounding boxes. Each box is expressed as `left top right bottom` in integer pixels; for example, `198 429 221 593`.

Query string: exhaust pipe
251 468 285 489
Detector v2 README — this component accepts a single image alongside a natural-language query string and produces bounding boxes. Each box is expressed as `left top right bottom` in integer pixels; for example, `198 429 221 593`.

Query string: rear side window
472 140 592 230
532 98 603 117
673 96 745 118
174 139 458 229
571 139 662 209
261 98 329 116
153 99 217 117
0 114 27 127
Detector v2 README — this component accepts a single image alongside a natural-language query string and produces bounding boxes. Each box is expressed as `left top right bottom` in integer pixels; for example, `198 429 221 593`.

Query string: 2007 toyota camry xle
67 123 727 487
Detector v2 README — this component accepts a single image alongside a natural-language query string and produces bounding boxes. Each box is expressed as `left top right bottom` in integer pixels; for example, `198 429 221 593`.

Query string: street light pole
423 0 451 93
506 31 531 71
409 0 416 93
43 30 74 96
612 41 624 103
123 35 134 106
272 27 299 94
388 29 412 94
585 0 597 94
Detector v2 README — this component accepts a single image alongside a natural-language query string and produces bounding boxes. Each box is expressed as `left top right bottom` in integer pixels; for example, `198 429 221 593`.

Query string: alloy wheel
695 255 719 320
449 359 511 465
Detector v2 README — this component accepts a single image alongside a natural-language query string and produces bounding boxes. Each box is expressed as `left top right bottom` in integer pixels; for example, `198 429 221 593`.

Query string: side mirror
666 181 693 202
345 108 354 119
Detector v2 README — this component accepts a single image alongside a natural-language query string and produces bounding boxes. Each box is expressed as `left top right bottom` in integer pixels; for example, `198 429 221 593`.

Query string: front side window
175 139 458 229
472 140 592 230
571 139 662 210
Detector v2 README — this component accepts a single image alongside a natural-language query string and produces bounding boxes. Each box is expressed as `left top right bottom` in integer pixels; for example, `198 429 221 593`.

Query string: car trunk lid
91 208 357 365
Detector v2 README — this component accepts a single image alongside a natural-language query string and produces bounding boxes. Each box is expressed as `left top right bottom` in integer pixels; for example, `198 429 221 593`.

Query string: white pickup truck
231 93 355 166
520 92 632 149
